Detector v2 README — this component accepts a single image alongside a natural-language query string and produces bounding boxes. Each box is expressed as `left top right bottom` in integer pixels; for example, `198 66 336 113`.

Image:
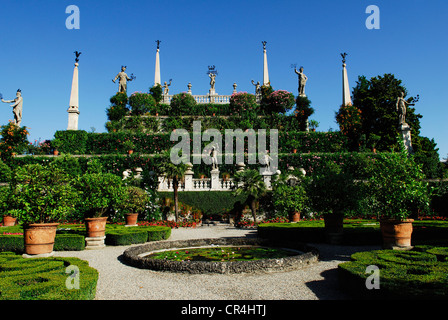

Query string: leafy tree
0 122 30 162
156 151 189 222
294 96 314 131
106 92 129 122
231 169 267 224
149 84 163 104
351 74 421 151
128 92 156 115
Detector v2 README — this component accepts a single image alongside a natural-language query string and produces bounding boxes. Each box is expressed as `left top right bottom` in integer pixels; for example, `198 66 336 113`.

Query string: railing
163 94 232 105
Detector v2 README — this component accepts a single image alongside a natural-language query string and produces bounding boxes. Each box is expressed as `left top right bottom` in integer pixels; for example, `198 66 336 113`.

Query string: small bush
128 92 156 115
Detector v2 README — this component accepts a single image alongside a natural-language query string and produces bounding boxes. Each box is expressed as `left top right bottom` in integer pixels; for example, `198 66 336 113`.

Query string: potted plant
51 138 62 156
120 186 148 226
123 139 135 155
73 172 126 243
309 119 319 132
367 146 429 249
272 173 308 222
9 163 79 255
306 161 359 244
0 186 16 227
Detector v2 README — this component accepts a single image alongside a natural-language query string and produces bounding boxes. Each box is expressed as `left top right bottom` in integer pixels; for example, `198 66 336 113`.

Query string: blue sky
0 0 447 159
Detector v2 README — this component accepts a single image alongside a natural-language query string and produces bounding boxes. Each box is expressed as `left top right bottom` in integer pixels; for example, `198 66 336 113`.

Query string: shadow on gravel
305 269 352 300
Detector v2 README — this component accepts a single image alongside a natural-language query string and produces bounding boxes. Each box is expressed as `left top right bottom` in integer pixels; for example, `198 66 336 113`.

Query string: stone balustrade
162 94 232 105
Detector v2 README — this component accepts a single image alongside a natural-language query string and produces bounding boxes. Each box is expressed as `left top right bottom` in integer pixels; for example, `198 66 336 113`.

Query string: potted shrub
120 186 148 226
272 175 308 222
123 139 135 155
367 146 429 249
9 163 79 255
73 172 126 242
306 161 358 244
0 186 16 227
309 120 319 132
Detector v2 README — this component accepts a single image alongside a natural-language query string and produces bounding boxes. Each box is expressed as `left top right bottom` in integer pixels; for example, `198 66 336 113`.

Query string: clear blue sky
0 0 447 159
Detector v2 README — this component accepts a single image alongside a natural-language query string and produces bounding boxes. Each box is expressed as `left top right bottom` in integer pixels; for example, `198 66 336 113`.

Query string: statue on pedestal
251 80 261 96
163 79 172 95
1 89 23 126
396 92 414 125
294 66 308 97
207 65 218 94
112 66 135 94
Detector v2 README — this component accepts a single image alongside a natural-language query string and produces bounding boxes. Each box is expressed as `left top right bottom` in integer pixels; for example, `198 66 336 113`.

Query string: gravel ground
54 225 381 300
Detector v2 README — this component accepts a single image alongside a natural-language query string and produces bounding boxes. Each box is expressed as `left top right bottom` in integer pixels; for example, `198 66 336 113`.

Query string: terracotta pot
53 150 59 156
128 150 133 155
293 149 297 154
85 217 108 238
125 213 138 226
24 223 59 255
2 215 17 227
380 219 414 249
290 212 301 222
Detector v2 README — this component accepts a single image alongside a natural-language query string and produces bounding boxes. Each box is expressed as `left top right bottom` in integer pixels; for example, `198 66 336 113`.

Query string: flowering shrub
128 92 156 115
266 90 295 114
0 122 29 160
107 92 129 121
170 93 197 116
229 92 258 117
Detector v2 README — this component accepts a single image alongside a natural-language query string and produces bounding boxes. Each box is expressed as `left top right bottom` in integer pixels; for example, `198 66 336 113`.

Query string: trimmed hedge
338 246 448 299
0 252 98 300
52 130 348 156
105 226 171 246
0 234 86 253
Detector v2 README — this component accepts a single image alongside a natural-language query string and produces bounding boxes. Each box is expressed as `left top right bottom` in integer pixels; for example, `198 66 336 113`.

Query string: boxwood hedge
0 252 98 300
338 246 448 299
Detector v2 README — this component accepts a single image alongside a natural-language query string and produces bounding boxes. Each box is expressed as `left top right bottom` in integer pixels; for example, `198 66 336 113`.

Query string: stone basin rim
121 237 320 274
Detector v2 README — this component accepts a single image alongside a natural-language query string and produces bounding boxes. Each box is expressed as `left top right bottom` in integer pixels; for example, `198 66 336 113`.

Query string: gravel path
54 225 380 300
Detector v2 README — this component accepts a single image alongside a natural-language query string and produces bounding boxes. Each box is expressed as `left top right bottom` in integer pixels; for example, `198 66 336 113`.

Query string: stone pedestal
261 170 273 189
399 123 414 154
67 106 80 131
85 236 106 250
184 162 194 191
210 169 220 190
22 252 55 259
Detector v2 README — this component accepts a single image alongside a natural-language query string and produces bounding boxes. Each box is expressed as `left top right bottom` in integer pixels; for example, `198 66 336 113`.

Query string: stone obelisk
67 52 81 130
341 53 352 106
154 40 161 86
262 41 269 86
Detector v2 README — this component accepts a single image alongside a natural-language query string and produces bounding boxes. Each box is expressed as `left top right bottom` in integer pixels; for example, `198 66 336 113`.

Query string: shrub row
11 151 381 179
104 225 171 246
0 234 85 253
0 252 98 300
338 246 448 299
50 130 348 156
106 114 314 134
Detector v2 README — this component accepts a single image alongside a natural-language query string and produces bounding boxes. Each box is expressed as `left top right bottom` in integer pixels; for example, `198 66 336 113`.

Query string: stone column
342 60 352 106
262 41 269 86
154 47 161 86
67 62 80 130
261 171 272 189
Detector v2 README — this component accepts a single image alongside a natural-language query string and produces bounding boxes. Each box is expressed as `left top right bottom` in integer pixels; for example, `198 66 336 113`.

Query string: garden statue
210 146 219 170
396 91 414 125
294 66 308 97
163 79 172 95
251 80 261 97
112 66 135 93
209 72 216 91
1 89 23 126
261 151 273 174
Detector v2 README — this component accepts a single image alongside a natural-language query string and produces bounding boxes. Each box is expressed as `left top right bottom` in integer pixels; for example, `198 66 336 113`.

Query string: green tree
156 152 189 222
231 169 267 224
149 84 163 105
352 74 421 151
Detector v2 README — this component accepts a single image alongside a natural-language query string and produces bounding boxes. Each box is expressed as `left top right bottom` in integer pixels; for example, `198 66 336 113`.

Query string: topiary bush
0 252 98 300
170 93 197 116
128 92 156 115
338 247 448 299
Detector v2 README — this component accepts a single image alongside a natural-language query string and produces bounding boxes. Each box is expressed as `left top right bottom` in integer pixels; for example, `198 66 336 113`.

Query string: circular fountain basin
122 237 319 274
